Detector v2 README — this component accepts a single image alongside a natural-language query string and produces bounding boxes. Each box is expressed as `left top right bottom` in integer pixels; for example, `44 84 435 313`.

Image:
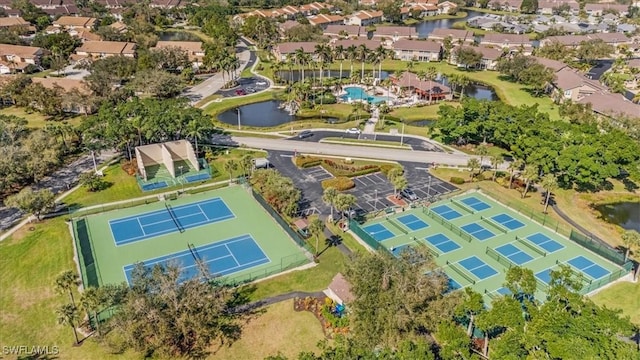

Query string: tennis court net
515 236 546 257
424 209 473 243
165 203 185 233
450 199 474 214
446 260 476 284
480 216 508 234
387 217 408 235
485 247 513 269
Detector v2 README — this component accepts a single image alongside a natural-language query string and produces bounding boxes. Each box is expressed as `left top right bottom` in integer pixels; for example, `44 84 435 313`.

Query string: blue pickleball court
526 233 564 253
109 198 235 246
535 267 554 285
461 222 495 241
568 256 611 280
123 234 269 285
459 256 498 280
362 223 395 241
491 213 526 230
431 205 463 220
460 196 491 211
425 233 461 254
495 243 534 265
397 214 429 231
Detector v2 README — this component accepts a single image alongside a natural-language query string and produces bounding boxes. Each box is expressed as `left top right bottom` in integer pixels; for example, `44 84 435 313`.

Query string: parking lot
216 76 269 97
349 173 396 212
301 166 333 182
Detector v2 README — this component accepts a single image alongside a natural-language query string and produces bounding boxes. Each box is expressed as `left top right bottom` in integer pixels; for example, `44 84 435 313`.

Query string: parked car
398 188 418 201
256 80 267 86
235 89 246 96
245 87 256 93
298 130 313 139
345 127 361 134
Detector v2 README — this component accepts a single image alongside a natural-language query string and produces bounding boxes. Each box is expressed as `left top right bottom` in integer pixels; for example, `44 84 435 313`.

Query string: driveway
215 76 270 97
288 130 445 152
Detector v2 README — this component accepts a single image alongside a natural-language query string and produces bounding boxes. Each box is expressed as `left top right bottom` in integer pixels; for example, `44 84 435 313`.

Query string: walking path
232 291 325 314
551 203 613 249
363 107 379 134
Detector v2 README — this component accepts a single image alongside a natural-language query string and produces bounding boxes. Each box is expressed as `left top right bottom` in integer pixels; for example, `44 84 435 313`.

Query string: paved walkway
232 291 326 314
363 107 379 134
551 203 613 248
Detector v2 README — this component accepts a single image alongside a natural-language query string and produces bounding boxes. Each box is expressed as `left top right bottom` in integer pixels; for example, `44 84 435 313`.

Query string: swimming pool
341 87 387 104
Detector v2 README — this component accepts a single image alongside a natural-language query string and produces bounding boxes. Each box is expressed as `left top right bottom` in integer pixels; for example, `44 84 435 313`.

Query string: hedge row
295 156 322 168
450 177 465 185
321 177 355 191
322 159 379 177
380 164 402 177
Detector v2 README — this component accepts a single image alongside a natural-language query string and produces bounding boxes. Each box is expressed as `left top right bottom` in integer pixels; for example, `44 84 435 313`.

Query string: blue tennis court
391 244 412 257
526 233 564 253
185 173 211 183
431 205 463 220
496 287 512 296
461 222 495 241
425 233 461 253
568 256 611 280
535 268 553 284
363 223 395 241
123 234 269 285
447 277 462 291
109 198 235 246
491 213 525 230
495 243 534 265
459 256 498 280
141 181 168 192
460 196 491 211
397 214 429 231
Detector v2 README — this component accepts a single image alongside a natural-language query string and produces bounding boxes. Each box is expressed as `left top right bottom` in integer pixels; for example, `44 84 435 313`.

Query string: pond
217 100 339 127
440 76 499 101
594 202 640 232
415 10 485 38
157 31 202 42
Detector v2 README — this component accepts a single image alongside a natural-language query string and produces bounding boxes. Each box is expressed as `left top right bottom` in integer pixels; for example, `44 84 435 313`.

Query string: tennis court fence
349 220 393 256
569 229 627 266
579 267 632 295
423 209 474 243
485 247 513 270
386 217 408 234
68 197 163 219
72 218 102 288
515 236 546 257
446 260 476 285
222 252 310 286
250 189 315 255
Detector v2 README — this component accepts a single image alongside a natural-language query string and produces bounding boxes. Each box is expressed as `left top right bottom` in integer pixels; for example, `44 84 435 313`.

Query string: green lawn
202 90 282 115
0 106 84 128
592 281 640 325
389 104 448 121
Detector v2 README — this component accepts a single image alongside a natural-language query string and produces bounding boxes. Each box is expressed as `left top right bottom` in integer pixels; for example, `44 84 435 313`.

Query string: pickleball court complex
72 186 310 288
351 191 632 303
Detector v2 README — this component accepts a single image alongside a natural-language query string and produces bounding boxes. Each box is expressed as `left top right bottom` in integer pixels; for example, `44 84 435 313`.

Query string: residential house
331 39 383 51
449 45 503 70
584 3 629 16
551 67 605 102
589 32 631 48
324 273 354 305
74 41 136 60
299 2 330 16
76 31 101 42
428 28 475 44
0 17 36 33
52 16 97 31
537 0 579 15
149 0 182 8
392 39 441 61
500 0 524 12
532 56 568 72
346 10 384 26
540 34 588 48
410 3 439 17
437 1 458 14
42 4 80 17
109 21 128 33
540 33 631 49
278 20 299 38
31 77 94 114
391 71 452 100
308 14 345 29
272 42 318 62
154 41 205 68
578 92 640 119
323 25 366 39
0 44 45 73
481 33 533 54
372 26 418 44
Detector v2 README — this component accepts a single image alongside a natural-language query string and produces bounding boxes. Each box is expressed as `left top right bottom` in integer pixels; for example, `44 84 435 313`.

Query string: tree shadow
622 177 639 192
317 234 343 257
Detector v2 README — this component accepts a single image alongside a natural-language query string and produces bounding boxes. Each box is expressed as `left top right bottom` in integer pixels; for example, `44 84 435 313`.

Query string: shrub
322 177 355 191
380 164 401 176
450 176 465 185
295 156 322 168
475 173 485 181
121 159 138 176
321 159 380 177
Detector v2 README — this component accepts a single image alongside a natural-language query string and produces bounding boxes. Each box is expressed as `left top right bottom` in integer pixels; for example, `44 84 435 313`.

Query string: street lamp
236 108 241 130
178 165 184 177
374 189 378 210
427 175 432 200
400 119 405 146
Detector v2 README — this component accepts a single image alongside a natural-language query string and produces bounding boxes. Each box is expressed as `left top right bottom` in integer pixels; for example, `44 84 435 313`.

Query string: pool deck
337 84 396 104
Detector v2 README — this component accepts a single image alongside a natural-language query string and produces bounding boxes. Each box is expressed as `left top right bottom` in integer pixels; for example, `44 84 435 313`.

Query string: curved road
287 130 445 152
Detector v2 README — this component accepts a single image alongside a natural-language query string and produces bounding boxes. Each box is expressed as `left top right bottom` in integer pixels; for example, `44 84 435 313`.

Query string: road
211 135 476 166
184 38 252 104
288 130 446 152
588 59 635 101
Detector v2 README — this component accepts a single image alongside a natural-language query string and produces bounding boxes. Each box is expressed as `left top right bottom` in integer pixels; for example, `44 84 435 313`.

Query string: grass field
210 300 325 359
75 185 309 287
0 106 83 128
592 281 640 325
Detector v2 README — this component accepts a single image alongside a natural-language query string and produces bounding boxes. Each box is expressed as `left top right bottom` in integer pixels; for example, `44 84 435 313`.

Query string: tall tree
508 158 524 189
334 193 357 221
467 158 481 179
521 164 539 198
490 155 504 181
540 173 558 213
224 159 238 181
54 270 79 307
455 288 485 337
621 230 640 264
56 303 80 345
308 216 325 258
322 187 338 221
5 188 56 221
454 47 482 69
80 287 102 335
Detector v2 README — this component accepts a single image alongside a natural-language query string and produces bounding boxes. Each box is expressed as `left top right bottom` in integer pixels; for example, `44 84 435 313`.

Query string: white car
256 80 267 86
345 128 361 134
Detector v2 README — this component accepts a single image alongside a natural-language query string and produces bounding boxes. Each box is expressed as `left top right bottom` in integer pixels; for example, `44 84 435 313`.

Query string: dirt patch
387 195 406 207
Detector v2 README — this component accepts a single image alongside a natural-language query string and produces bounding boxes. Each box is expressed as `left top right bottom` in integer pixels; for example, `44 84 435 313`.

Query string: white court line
137 218 146 235
225 243 241 267
197 204 210 221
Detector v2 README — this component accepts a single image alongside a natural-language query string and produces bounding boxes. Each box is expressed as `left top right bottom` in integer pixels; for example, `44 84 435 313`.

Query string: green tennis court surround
352 190 630 304
72 186 310 288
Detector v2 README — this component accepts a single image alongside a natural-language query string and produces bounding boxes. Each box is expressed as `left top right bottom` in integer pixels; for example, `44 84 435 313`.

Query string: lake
157 31 202 42
415 10 485 38
595 202 640 232
217 100 339 127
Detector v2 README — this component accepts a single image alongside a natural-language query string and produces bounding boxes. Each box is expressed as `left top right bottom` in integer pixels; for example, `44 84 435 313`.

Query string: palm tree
240 154 253 177
294 48 307 83
406 59 416 91
467 158 481 179
55 270 79 307
308 217 325 258
347 45 357 77
508 158 524 189
490 155 504 181
334 193 357 223
224 159 238 182
541 173 558 214
416 70 426 101
447 73 459 98
426 66 438 103
186 119 206 155
476 144 489 167
521 164 539 198
392 175 408 197
621 230 640 264
458 75 470 99
80 287 102 335
374 45 388 83
322 187 338 221
356 44 368 81
56 303 80 345
271 60 283 84
334 44 345 81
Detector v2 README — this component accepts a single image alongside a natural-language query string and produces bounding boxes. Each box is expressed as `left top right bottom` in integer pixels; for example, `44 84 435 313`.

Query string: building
323 25 366 39
0 17 35 33
540 33 631 49
391 71 452 101
109 21 128 33
324 273 354 305
537 0 579 15
481 33 533 55
578 92 640 119
551 67 605 102
449 45 504 70
371 26 418 43
437 1 458 14
154 41 205 68
532 56 568 72
149 0 183 8
272 42 318 62
32 77 94 114
299 2 330 16
428 28 475 44
308 14 345 29
392 39 441 61
74 41 136 60
584 3 629 16
0 44 45 73
346 10 384 26
494 0 523 12
330 39 383 52
52 16 97 31
410 3 439 17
